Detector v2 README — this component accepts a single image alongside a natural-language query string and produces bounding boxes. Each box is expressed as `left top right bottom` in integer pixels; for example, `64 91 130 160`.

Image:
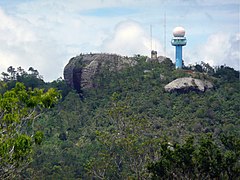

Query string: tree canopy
0 82 60 179
0 58 239 179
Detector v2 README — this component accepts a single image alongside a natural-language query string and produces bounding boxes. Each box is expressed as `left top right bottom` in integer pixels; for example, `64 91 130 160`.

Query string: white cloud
101 20 163 56
197 0 240 6
185 32 240 70
0 7 67 81
225 33 240 70
0 0 239 82
0 7 36 43
201 32 230 65
0 7 36 72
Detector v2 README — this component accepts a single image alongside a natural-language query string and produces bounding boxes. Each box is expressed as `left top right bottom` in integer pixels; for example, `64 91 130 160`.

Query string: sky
0 0 239 81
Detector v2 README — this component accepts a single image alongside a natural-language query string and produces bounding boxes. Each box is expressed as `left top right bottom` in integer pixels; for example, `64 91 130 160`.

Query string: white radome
173 27 185 37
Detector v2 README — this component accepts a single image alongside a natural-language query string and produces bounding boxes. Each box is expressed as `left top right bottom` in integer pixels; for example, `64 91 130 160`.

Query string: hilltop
0 54 239 179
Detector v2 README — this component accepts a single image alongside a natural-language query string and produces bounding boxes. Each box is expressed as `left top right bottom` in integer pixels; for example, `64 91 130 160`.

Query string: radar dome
173 27 185 37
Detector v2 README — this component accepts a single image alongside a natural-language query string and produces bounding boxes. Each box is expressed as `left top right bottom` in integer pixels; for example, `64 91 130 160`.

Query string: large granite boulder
64 53 137 91
164 77 213 92
146 56 170 63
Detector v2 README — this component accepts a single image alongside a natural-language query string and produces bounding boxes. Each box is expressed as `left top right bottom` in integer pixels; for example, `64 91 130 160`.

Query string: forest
0 56 239 179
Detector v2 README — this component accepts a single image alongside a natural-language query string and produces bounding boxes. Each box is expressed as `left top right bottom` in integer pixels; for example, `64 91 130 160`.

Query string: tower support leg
176 46 182 69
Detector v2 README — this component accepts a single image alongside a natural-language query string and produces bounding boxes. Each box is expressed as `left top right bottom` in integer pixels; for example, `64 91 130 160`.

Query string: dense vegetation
0 56 239 179
0 82 60 179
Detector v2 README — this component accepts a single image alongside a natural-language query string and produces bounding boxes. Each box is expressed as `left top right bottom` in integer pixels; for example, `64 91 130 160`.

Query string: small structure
171 27 187 69
151 50 158 59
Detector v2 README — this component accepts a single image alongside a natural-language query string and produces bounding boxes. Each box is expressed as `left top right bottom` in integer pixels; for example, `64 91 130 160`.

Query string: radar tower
171 26 187 69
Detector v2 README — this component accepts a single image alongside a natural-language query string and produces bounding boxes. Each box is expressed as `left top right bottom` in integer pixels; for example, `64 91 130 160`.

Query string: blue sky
0 0 239 81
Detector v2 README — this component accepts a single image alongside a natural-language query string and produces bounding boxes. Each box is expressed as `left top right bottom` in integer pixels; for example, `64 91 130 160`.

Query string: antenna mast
164 12 166 57
150 24 152 52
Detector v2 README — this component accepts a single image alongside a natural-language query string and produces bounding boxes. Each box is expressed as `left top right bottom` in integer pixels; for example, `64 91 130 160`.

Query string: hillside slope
11 55 239 179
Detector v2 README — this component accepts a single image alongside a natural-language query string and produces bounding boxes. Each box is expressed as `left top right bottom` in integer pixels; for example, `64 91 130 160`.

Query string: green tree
0 82 60 179
1 72 10 82
214 65 239 82
7 66 16 80
147 134 240 179
85 93 159 179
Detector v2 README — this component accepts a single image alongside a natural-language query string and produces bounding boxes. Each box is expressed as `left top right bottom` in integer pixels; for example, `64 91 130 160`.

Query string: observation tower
171 27 187 69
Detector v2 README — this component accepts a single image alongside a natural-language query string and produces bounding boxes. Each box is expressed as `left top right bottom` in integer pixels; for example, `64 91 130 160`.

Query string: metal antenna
150 24 152 52
164 12 166 57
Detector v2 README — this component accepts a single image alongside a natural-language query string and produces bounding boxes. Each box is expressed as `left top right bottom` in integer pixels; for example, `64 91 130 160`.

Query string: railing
171 37 187 46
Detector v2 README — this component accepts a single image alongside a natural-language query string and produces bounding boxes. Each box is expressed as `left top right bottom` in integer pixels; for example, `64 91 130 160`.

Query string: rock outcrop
64 53 137 91
146 56 169 63
164 77 213 92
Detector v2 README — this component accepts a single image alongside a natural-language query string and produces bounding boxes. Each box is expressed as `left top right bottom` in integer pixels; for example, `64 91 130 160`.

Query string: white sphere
173 27 185 37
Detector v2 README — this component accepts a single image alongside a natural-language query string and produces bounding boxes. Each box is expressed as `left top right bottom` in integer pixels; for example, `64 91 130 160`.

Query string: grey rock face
146 56 168 63
164 77 213 92
64 53 137 91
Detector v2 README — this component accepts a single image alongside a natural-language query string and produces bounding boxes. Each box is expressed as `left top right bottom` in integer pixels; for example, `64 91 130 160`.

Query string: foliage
148 134 240 179
1 66 44 91
0 82 60 179
2 56 239 179
85 93 159 179
214 65 239 82
1 66 71 99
